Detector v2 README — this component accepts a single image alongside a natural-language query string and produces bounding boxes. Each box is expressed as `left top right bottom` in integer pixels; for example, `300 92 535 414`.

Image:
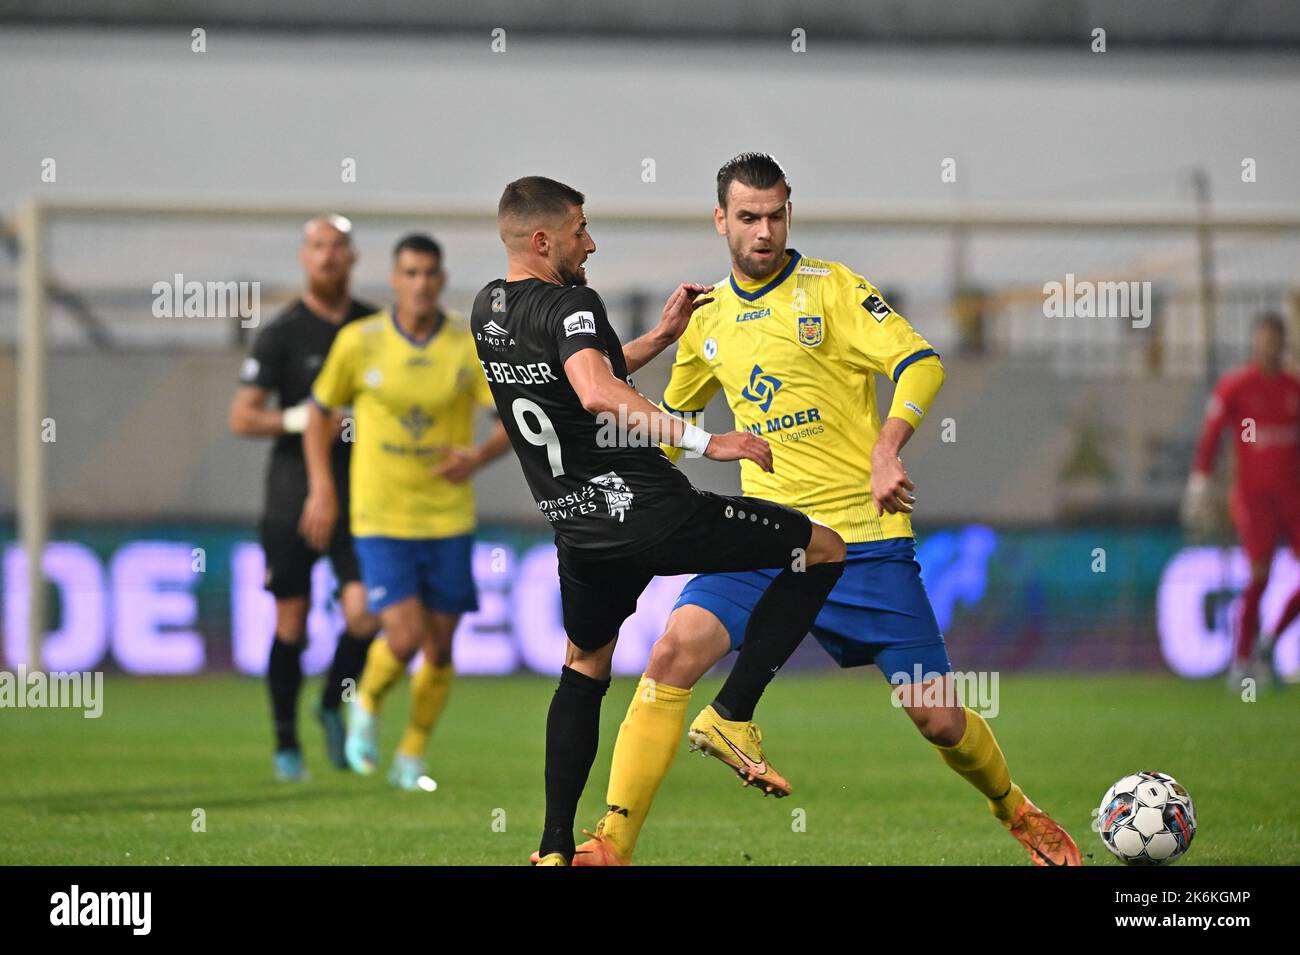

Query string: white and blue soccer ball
1097 771 1196 865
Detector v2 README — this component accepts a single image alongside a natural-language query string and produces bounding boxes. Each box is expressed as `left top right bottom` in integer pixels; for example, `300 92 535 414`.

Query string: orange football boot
527 825 629 866
570 828 630 867
1003 795 1082 866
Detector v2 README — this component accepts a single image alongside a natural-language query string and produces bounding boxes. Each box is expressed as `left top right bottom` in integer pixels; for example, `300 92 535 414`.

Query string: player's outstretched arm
701 430 774 471
563 348 772 472
299 401 339 550
622 283 714 374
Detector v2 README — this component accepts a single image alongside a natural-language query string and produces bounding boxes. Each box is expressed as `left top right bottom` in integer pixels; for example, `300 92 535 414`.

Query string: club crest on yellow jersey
798 314 823 347
400 405 434 439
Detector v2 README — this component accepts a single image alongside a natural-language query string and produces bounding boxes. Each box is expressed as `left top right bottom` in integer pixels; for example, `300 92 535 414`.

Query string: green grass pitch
2 672 1296 865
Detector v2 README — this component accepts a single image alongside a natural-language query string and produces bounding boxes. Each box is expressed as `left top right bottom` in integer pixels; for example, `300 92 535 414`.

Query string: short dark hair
392 232 443 265
497 176 586 227
1256 311 1286 336
716 152 791 209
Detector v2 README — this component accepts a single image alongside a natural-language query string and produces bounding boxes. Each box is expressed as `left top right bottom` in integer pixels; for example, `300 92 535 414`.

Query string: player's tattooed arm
299 402 339 550
622 283 714 374
564 348 772 472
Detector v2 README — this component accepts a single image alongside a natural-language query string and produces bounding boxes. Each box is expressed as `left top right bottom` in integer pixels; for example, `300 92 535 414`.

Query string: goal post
17 200 48 674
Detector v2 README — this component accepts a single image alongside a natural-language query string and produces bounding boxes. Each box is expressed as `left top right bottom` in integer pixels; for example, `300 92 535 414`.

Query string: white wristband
678 421 713 456
282 403 311 433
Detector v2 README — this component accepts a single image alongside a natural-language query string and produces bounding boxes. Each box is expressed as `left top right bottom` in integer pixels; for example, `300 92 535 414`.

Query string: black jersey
239 297 375 512
470 278 695 556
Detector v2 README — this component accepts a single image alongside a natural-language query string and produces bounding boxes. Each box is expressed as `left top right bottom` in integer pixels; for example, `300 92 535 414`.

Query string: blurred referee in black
228 214 381 781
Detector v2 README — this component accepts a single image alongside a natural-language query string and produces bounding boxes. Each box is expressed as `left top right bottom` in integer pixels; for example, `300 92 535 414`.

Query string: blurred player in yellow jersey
575 153 1080 866
301 233 509 791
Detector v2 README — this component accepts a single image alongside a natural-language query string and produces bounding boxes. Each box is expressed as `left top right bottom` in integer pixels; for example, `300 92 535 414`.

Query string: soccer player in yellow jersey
301 233 509 791
574 153 1081 866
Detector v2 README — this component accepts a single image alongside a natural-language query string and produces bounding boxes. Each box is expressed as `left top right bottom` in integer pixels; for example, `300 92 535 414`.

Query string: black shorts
557 489 813 651
260 515 362 600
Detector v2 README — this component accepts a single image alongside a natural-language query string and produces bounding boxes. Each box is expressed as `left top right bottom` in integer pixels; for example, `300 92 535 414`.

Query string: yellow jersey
662 249 937 543
312 308 495 539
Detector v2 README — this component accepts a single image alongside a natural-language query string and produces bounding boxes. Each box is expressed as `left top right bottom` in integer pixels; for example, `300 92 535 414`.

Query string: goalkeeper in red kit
1183 313 1300 687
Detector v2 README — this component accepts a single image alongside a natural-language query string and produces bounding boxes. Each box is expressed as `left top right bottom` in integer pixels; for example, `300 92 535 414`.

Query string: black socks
712 561 845 722
539 665 611 860
320 628 378 711
268 637 305 752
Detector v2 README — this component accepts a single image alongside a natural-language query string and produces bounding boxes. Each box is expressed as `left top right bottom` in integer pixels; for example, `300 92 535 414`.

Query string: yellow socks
599 676 691 859
397 662 454 758
357 637 406 715
355 638 453 759
933 707 1026 822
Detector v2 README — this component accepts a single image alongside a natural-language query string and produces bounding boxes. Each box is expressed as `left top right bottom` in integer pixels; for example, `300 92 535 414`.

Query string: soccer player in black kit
472 177 847 865
228 214 381 781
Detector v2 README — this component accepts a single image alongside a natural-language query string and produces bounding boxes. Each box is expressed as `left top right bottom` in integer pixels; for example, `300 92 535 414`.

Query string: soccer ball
1097 771 1196 865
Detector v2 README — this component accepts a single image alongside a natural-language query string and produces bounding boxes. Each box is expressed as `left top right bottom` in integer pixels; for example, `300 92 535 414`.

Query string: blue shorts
352 534 479 615
674 537 951 681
